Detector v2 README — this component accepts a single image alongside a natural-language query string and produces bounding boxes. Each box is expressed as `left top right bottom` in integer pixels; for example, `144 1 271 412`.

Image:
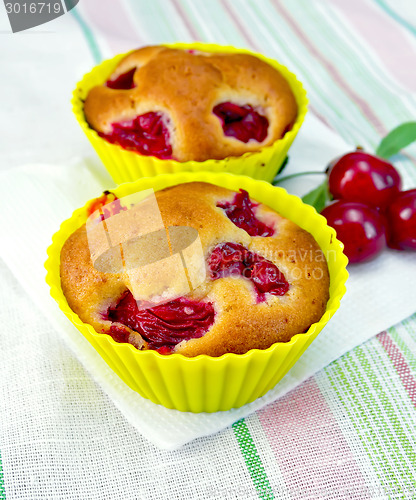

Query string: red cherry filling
208 242 289 301
213 102 268 143
100 112 173 159
106 68 136 90
107 291 215 351
217 189 274 236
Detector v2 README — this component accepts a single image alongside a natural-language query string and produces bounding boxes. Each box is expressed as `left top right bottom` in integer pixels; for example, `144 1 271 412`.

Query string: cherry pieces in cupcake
60 182 329 357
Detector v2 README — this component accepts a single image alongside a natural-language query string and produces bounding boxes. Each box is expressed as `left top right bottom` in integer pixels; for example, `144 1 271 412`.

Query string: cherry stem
273 171 326 183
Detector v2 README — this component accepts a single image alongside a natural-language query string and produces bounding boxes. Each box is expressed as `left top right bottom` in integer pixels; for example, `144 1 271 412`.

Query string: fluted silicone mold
45 172 348 412
72 42 308 184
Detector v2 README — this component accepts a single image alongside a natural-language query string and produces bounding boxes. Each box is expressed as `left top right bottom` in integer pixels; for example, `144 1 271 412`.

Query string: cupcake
46 173 347 412
60 182 330 357
72 43 308 184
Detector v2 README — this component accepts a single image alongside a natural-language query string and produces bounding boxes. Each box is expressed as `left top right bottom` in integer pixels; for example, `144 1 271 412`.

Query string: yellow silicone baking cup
72 42 308 185
45 172 348 413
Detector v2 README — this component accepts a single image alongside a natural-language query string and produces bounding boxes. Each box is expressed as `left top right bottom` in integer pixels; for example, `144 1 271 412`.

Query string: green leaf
301 179 331 212
376 121 416 159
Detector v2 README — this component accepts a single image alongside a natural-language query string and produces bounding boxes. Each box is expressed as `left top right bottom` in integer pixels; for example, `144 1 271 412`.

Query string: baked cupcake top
84 46 298 162
60 182 329 357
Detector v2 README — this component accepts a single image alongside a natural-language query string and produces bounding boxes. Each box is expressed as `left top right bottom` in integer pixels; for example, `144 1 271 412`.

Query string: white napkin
1 113 415 450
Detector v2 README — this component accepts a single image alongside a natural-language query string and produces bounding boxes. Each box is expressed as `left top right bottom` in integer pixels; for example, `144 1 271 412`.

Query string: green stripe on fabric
70 8 102 63
0 452 5 500
326 346 416 494
356 345 416 469
326 354 392 490
373 0 416 39
232 419 275 500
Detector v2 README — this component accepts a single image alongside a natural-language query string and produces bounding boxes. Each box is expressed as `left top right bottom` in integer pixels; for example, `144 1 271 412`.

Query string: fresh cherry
321 201 387 263
386 189 416 250
328 150 402 209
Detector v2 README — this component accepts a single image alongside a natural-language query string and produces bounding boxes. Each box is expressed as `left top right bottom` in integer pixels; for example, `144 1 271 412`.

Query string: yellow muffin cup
45 172 348 413
72 42 308 185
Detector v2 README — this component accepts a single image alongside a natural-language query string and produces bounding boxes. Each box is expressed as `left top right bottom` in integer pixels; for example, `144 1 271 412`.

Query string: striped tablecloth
1 1 416 498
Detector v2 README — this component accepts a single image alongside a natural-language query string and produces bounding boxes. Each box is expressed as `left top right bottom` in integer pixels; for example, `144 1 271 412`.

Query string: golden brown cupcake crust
84 46 298 162
60 182 329 357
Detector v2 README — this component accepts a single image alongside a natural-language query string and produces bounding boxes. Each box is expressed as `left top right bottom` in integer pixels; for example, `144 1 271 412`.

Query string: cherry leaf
376 121 416 159
301 179 331 213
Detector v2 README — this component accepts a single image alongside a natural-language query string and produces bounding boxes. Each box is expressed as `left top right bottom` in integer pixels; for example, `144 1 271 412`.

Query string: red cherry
217 189 274 237
100 111 173 159
328 150 402 209
108 291 215 350
250 260 289 295
207 242 289 299
321 201 387 263
386 189 416 250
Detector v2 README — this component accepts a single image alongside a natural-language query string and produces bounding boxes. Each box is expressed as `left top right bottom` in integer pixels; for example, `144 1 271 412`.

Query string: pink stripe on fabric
170 0 200 40
258 378 369 499
272 0 387 136
330 0 416 92
83 0 143 54
377 331 416 408
219 0 260 50
308 105 335 131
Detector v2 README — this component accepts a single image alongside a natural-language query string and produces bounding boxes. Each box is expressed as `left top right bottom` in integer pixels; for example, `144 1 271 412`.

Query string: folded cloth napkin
1 113 415 450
